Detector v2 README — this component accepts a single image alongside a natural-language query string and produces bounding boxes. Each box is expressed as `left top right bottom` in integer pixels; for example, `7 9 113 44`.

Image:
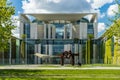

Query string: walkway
1 65 120 70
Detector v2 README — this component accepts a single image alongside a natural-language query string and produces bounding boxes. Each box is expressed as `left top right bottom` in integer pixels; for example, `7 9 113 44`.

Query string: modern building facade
18 13 98 64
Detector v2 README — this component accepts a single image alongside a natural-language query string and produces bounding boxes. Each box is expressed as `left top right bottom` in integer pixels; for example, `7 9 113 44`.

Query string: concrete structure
19 13 98 64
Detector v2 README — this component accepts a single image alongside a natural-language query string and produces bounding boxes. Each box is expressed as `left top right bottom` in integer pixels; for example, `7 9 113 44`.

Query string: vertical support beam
49 44 52 63
34 44 38 64
2 50 4 65
25 38 27 64
79 44 82 63
44 24 47 39
38 44 41 64
69 24 73 39
9 38 12 64
64 25 67 39
48 24 51 39
74 44 78 64
93 44 96 63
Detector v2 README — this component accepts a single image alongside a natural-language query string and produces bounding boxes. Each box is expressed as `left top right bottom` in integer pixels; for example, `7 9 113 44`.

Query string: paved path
1 65 120 70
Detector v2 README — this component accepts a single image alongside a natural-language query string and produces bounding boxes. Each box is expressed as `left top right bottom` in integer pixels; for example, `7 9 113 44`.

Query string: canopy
34 53 59 58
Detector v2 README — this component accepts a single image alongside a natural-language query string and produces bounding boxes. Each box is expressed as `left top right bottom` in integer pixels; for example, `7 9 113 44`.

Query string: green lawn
0 69 120 80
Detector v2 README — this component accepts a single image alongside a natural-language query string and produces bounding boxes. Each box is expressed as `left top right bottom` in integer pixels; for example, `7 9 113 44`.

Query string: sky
10 0 119 38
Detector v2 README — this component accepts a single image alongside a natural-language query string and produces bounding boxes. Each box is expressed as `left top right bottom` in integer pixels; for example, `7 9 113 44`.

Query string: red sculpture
60 50 78 66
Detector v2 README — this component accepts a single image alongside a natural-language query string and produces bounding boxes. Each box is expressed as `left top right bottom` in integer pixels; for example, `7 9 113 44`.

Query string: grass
0 69 120 80
1 64 120 80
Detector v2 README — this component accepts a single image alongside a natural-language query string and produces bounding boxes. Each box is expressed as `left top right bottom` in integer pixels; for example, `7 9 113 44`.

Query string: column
49 44 53 63
20 22 24 37
93 23 98 39
30 23 37 39
74 44 78 64
79 23 87 39
44 24 47 39
48 24 51 39
93 43 97 63
64 25 67 39
34 44 38 64
52 26 56 39
45 44 48 63
79 44 82 63
69 24 73 39
38 44 41 64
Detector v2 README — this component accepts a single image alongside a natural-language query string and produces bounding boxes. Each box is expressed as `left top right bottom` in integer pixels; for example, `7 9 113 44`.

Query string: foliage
103 0 120 39
104 39 112 64
0 0 15 51
103 0 120 64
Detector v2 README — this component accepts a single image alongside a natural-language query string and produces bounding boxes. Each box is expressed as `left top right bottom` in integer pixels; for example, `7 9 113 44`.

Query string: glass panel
54 23 64 39
24 23 30 38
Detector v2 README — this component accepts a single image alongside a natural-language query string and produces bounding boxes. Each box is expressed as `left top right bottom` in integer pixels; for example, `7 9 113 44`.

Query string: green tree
104 0 120 64
106 0 120 38
0 0 15 51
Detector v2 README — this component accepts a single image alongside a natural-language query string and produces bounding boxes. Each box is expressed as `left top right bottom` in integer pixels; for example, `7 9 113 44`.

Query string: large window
66 24 71 39
54 23 64 39
24 23 30 38
87 23 94 34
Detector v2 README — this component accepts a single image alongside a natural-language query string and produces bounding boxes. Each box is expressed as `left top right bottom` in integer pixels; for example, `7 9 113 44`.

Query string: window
54 23 64 39
87 23 94 34
24 23 30 38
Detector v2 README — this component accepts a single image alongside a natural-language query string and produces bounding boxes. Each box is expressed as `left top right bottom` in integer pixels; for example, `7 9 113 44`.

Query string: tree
106 0 120 38
104 0 120 64
0 0 15 51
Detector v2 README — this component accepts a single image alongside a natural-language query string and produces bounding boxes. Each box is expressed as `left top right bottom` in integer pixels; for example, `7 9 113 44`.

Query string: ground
0 64 120 80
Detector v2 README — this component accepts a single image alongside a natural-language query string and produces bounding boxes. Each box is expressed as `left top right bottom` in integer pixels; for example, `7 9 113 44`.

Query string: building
19 13 98 64
100 19 120 64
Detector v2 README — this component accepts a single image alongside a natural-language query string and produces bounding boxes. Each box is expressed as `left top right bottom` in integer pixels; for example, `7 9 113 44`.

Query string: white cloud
48 0 61 3
100 13 105 18
11 15 20 38
98 23 106 32
91 0 113 9
22 0 91 13
107 4 118 16
86 0 91 3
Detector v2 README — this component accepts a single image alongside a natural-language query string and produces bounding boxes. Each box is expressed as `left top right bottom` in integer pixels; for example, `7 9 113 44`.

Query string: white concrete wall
20 22 24 38
79 44 82 63
34 44 38 64
30 23 37 39
44 24 47 39
52 26 56 39
64 25 67 39
93 23 98 39
48 24 51 39
64 44 71 51
49 45 53 56
37 25 44 39
69 24 73 39
79 23 87 39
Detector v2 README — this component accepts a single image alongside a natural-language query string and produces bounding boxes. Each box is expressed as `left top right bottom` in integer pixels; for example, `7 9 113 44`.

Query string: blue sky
10 0 119 38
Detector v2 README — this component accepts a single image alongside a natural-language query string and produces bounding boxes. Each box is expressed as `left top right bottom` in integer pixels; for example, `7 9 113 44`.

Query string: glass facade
87 23 94 34
54 23 64 39
24 23 30 38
